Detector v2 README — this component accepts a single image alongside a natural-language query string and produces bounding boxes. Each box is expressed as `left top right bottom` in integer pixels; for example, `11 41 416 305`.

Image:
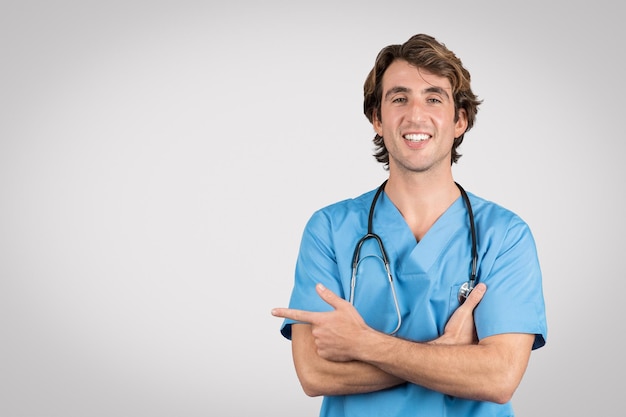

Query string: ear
373 111 383 136
454 108 468 138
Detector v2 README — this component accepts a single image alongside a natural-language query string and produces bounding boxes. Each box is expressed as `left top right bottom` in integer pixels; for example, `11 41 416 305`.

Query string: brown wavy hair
363 34 482 168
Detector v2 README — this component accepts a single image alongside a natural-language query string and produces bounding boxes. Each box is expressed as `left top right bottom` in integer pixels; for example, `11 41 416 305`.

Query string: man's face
373 59 467 175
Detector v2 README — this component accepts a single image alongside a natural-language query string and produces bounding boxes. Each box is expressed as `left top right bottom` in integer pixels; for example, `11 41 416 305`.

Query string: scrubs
280 187 547 417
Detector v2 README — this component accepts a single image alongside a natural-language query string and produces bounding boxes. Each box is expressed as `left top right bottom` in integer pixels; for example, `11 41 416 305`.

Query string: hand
432 283 486 345
272 283 370 362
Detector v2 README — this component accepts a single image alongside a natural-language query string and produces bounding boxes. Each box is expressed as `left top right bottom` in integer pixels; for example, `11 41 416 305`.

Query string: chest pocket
390 270 468 338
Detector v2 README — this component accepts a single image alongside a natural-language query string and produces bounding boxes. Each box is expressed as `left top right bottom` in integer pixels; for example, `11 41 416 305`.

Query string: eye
392 96 407 104
427 97 443 104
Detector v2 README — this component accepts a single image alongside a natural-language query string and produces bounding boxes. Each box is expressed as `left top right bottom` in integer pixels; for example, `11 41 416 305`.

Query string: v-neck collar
373 191 468 276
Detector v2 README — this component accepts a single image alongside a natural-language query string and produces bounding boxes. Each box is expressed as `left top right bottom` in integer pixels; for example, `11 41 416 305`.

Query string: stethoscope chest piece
458 281 474 304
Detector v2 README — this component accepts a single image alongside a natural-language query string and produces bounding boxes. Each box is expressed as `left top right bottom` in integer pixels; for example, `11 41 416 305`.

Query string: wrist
355 327 398 363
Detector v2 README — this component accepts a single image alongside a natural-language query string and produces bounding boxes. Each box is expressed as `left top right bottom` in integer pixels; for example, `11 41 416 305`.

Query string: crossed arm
272 283 534 404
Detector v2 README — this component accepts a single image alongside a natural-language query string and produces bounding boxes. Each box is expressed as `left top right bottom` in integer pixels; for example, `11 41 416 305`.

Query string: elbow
474 383 514 404
295 365 328 397
300 382 324 398
297 373 326 397
481 372 521 404
487 388 514 405
477 345 530 404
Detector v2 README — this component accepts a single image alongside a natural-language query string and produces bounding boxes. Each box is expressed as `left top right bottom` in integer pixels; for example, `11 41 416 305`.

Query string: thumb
463 282 487 309
315 283 347 309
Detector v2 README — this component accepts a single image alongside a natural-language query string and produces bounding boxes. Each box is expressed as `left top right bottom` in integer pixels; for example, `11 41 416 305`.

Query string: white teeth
404 133 429 142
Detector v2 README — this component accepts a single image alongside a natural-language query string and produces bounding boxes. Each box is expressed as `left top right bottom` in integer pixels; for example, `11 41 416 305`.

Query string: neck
384 171 460 241
385 168 459 204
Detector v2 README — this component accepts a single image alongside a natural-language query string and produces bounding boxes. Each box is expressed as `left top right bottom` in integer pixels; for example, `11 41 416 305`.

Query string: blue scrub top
280 187 548 417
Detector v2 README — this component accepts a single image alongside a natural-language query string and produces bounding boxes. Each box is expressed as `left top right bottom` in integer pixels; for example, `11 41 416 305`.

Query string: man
272 33 547 416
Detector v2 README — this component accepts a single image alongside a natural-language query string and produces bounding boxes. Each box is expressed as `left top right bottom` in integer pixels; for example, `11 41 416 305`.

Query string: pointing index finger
271 307 315 324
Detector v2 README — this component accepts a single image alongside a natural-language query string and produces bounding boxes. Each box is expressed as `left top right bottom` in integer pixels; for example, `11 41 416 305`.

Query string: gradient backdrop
1 1 623 416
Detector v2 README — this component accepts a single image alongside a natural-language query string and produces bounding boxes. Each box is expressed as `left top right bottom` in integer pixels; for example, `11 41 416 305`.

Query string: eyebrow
384 85 451 101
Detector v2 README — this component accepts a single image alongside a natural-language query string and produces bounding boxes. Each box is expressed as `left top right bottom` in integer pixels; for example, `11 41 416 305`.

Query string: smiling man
272 33 547 417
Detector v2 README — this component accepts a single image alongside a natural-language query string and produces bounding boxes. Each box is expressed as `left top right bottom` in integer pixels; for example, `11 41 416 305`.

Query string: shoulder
467 192 529 228
467 192 538 252
306 188 378 230
296 188 379 257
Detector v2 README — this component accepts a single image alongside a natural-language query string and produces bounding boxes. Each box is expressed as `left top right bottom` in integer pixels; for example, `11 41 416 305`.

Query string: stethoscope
349 180 478 335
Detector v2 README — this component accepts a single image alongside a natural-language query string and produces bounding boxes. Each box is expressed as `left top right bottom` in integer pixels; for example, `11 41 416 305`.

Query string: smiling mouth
403 133 430 142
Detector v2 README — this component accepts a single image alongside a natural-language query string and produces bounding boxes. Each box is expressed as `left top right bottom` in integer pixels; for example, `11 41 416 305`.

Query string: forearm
278 283 533 402
291 324 404 396
356 330 534 403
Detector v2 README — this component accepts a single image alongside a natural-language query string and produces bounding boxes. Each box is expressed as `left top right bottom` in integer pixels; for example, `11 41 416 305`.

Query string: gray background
1 0 623 416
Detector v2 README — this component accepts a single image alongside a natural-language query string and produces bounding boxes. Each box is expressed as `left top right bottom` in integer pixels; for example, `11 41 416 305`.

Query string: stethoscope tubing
349 180 479 335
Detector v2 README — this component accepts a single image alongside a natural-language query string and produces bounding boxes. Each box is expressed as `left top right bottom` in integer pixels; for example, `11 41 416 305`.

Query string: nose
407 100 425 122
